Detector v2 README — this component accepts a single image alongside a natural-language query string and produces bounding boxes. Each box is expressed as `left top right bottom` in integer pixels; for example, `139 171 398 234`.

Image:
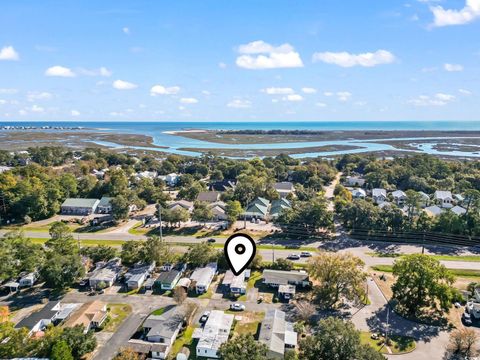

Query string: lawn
103 303 132 332
29 237 126 247
369 252 480 263
151 307 166 316
371 265 480 278
360 332 416 355
247 271 262 289
227 311 264 336
169 325 197 360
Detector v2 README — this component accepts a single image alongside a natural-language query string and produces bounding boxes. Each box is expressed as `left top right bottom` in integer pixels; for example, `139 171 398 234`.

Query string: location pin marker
224 233 256 276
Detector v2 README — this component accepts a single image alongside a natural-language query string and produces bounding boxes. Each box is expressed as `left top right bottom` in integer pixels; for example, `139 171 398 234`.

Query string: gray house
61 198 100 215
259 309 297 359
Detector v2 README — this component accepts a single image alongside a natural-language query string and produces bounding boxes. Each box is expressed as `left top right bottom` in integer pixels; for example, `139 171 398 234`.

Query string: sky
0 0 480 122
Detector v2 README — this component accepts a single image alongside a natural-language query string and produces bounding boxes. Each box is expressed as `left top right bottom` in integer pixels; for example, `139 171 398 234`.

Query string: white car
300 251 313 257
287 254 300 260
230 303 245 311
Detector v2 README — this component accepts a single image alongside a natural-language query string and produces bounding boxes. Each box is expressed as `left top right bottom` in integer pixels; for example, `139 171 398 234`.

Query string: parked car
454 302 462 308
230 303 246 311
462 312 473 326
300 251 313 257
287 254 300 260
200 311 210 323
207 238 216 243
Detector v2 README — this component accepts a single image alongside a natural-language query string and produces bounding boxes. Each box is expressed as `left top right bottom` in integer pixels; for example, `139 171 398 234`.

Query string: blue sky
0 0 479 121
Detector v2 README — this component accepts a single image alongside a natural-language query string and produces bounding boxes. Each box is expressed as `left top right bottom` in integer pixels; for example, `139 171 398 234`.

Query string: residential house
125 262 156 290
278 285 296 301
196 191 220 203
262 270 310 289
0 166 12 173
392 190 407 205
190 262 217 294
142 305 191 359
89 258 123 289
345 175 365 187
435 190 454 208
451 205 467 216
168 200 194 213
424 205 443 217
15 301 79 335
136 171 157 180
378 202 392 210
222 270 247 295
418 192 430 208
467 288 480 319
61 198 100 215
19 272 37 287
96 196 113 214
454 194 465 205
274 182 295 198
243 197 270 220
350 188 366 199
194 310 234 359
63 301 108 333
155 263 187 290
259 309 297 359
208 201 228 221
163 173 180 186
270 198 291 219
372 188 387 205
209 180 236 192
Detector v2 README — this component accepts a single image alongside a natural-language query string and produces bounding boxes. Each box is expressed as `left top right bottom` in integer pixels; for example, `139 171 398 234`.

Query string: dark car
462 312 473 326
207 238 216 243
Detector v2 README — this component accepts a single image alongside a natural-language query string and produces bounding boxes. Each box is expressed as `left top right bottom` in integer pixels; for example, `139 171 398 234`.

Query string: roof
156 268 182 285
125 263 155 282
209 180 236 192
392 190 407 198
378 202 392 209
197 191 220 203
143 305 189 340
252 197 270 207
245 203 269 216
89 258 122 282
63 301 107 328
195 310 234 351
15 301 60 330
418 191 430 199
424 205 443 216
98 197 112 207
190 263 217 286
451 205 467 215
259 309 297 357
351 188 366 197
435 190 453 200
168 200 193 210
61 198 100 208
222 270 246 289
274 182 294 192
262 270 309 285
372 188 387 197
278 285 296 294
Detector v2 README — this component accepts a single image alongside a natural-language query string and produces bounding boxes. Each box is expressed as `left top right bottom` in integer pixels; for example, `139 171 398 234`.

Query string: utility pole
422 230 425 254
158 203 163 243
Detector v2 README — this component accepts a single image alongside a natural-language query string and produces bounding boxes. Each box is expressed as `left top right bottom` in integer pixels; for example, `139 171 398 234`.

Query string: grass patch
128 221 148 235
29 237 126 247
360 332 416 355
169 325 196 360
228 311 264 336
151 307 166 316
247 271 262 289
369 252 480 263
103 303 132 332
371 265 480 279
197 288 214 299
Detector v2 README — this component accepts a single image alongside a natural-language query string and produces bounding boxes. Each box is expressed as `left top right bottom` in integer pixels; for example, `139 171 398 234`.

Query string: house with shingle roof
196 191 220 203
372 189 387 204
274 182 295 198
435 190 454 208
392 190 407 205
61 198 100 215
270 198 291 218
243 197 270 220
63 301 108 333
259 309 297 359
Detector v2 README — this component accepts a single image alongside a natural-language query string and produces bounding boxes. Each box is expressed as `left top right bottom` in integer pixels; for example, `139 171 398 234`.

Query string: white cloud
283 94 304 102
0 88 18 94
262 87 295 95
71 110 80 116
180 97 198 104
444 63 464 72
408 93 456 106
301 87 317 94
0 100 6 105
79 67 112 77
227 99 252 108
459 88 472 95
236 40 303 70
323 91 334 97
30 104 45 113
109 111 124 117
430 0 480 27
123 27 130 34
45 65 76 77
316 102 327 107
150 85 180 96
202 90 211 96
27 91 53 101
113 79 138 90
354 101 367 106
337 91 352 101
0 46 19 61
312 50 395 67
18 109 27 116
218 62 227 69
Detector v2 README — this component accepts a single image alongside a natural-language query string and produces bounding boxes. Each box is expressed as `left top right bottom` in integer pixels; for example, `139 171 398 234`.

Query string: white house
19 272 37 287
274 182 295 198
392 190 407 205
451 205 467 216
168 200 194 213
190 263 217 294
208 201 228 221
418 192 430 208
424 205 443 217
435 190 454 208
345 176 365 187
89 258 123 289
372 188 387 204
222 270 247 295
262 270 310 288
350 188 366 199
125 262 155 290
194 310 234 359
259 309 297 359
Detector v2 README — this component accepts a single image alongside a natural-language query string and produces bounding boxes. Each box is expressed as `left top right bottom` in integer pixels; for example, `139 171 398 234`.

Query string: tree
309 252 366 309
47 222 77 255
50 340 74 360
295 301 316 323
173 286 187 304
183 242 216 267
61 325 97 359
120 241 143 266
218 334 268 360
41 252 84 290
114 347 145 360
111 195 130 221
141 236 175 265
162 207 189 227
392 254 455 317
448 328 478 358
269 258 294 271
192 201 214 224
225 200 243 224
81 245 117 263
299 317 385 360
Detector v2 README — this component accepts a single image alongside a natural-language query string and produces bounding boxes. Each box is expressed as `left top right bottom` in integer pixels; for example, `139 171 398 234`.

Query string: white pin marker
224 233 256 276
